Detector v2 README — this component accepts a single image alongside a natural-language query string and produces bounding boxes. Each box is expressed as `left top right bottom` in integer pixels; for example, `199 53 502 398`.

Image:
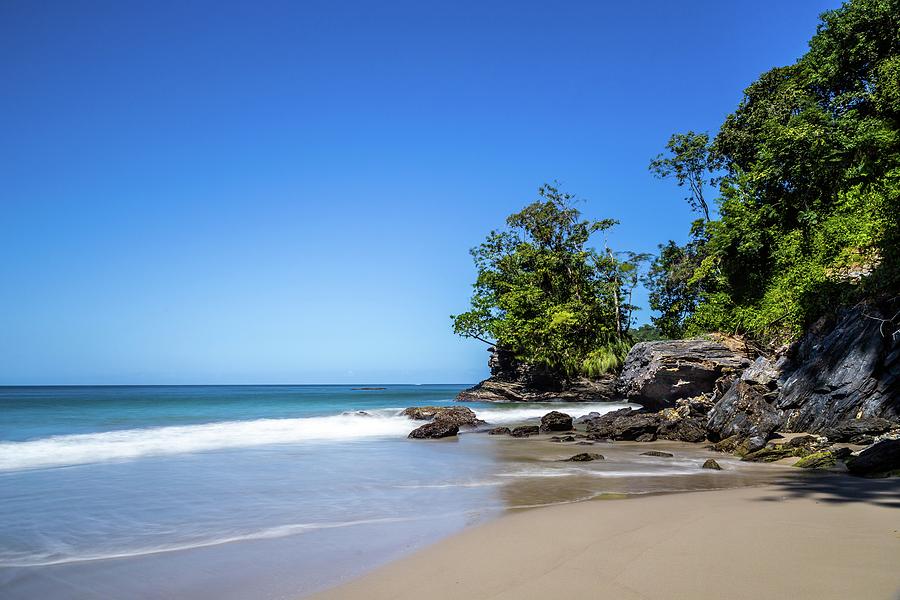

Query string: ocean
0 385 781 599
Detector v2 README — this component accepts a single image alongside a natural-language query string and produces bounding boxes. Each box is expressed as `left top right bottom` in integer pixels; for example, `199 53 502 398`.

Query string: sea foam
0 402 633 472
0 412 415 472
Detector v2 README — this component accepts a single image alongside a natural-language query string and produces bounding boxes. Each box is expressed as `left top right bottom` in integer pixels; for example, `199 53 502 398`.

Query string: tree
649 131 718 221
452 184 642 376
644 219 712 339
647 0 900 343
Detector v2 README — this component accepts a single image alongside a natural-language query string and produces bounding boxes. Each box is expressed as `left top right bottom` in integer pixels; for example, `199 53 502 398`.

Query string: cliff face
708 303 900 442
456 347 616 402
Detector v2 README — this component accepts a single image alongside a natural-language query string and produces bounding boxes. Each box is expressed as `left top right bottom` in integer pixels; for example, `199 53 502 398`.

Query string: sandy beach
312 473 900 600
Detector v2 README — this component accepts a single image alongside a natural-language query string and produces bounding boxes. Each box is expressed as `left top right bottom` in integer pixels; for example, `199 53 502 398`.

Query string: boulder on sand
408 421 460 439
540 411 573 432
846 439 900 477
510 425 540 438
564 452 604 462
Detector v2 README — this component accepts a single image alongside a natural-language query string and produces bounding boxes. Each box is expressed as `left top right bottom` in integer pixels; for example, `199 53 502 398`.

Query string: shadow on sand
757 471 900 509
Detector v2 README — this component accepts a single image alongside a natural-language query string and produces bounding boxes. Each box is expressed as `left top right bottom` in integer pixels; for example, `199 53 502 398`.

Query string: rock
617 339 751 411
776 304 900 434
540 411 574 432
784 434 826 450
702 458 722 470
564 452 604 461
821 418 895 445
846 439 900 477
579 407 633 430
735 435 768 456
641 451 674 457
794 451 840 469
575 412 602 424
742 434 830 462
707 371 783 444
510 425 540 438
408 421 459 439
711 435 742 453
587 411 660 441
488 426 511 435
457 347 617 402
549 435 576 442
741 446 798 463
343 411 372 416
576 441 595 445
402 406 482 428
657 416 707 443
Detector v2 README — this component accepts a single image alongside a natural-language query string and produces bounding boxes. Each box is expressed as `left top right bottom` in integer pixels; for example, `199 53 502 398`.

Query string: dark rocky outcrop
585 409 660 441
641 451 674 457
706 303 899 447
702 458 722 470
402 406 482 428
846 439 900 477
777 304 899 433
657 416 707 443
549 435 576 442
617 338 752 411
706 358 784 444
488 426 511 435
540 411 573 432
821 418 895 445
564 452 604 461
457 347 616 402
510 425 540 438
408 421 459 439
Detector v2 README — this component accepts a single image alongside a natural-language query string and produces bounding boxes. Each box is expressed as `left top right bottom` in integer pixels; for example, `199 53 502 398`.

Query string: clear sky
1 0 840 385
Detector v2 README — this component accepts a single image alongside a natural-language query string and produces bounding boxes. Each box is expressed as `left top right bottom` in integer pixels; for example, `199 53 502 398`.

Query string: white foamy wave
0 413 417 472
475 402 635 425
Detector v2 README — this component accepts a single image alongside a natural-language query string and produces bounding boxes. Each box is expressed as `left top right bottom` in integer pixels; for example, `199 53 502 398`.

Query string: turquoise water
0 385 643 598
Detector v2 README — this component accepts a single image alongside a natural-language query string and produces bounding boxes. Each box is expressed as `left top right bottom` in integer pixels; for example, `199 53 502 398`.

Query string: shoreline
310 473 900 600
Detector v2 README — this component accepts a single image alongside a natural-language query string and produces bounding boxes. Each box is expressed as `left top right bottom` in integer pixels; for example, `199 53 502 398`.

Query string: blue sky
1 0 840 384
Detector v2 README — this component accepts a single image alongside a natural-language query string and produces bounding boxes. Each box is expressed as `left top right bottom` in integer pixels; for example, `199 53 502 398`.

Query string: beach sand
311 473 900 600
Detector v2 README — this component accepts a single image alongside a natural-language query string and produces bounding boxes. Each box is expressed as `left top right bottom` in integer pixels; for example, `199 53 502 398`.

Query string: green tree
452 184 644 376
648 131 719 221
648 0 900 343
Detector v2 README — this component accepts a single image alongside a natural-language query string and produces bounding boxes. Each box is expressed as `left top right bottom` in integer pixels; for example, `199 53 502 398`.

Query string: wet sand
311 471 900 600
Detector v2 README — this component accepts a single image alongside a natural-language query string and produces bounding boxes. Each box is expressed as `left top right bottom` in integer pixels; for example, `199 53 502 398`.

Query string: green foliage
648 131 719 221
650 0 900 344
580 339 633 378
452 184 647 376
629 323 668 343
644 220 711 338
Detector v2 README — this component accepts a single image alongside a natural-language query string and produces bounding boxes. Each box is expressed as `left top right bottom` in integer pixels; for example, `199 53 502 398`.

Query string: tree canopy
452 184 646 376
647 0 900 344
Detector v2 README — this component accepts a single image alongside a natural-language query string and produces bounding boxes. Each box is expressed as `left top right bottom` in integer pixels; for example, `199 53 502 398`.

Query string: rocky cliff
708 303 899 444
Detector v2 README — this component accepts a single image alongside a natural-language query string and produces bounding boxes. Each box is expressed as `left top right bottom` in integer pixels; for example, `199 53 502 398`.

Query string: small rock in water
510 425 540 438
564 452 604 462
540 411 574 432
701 458 722 470
576 441 594 446
489 426 511 436
408 421 459 439
641 451 674 457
